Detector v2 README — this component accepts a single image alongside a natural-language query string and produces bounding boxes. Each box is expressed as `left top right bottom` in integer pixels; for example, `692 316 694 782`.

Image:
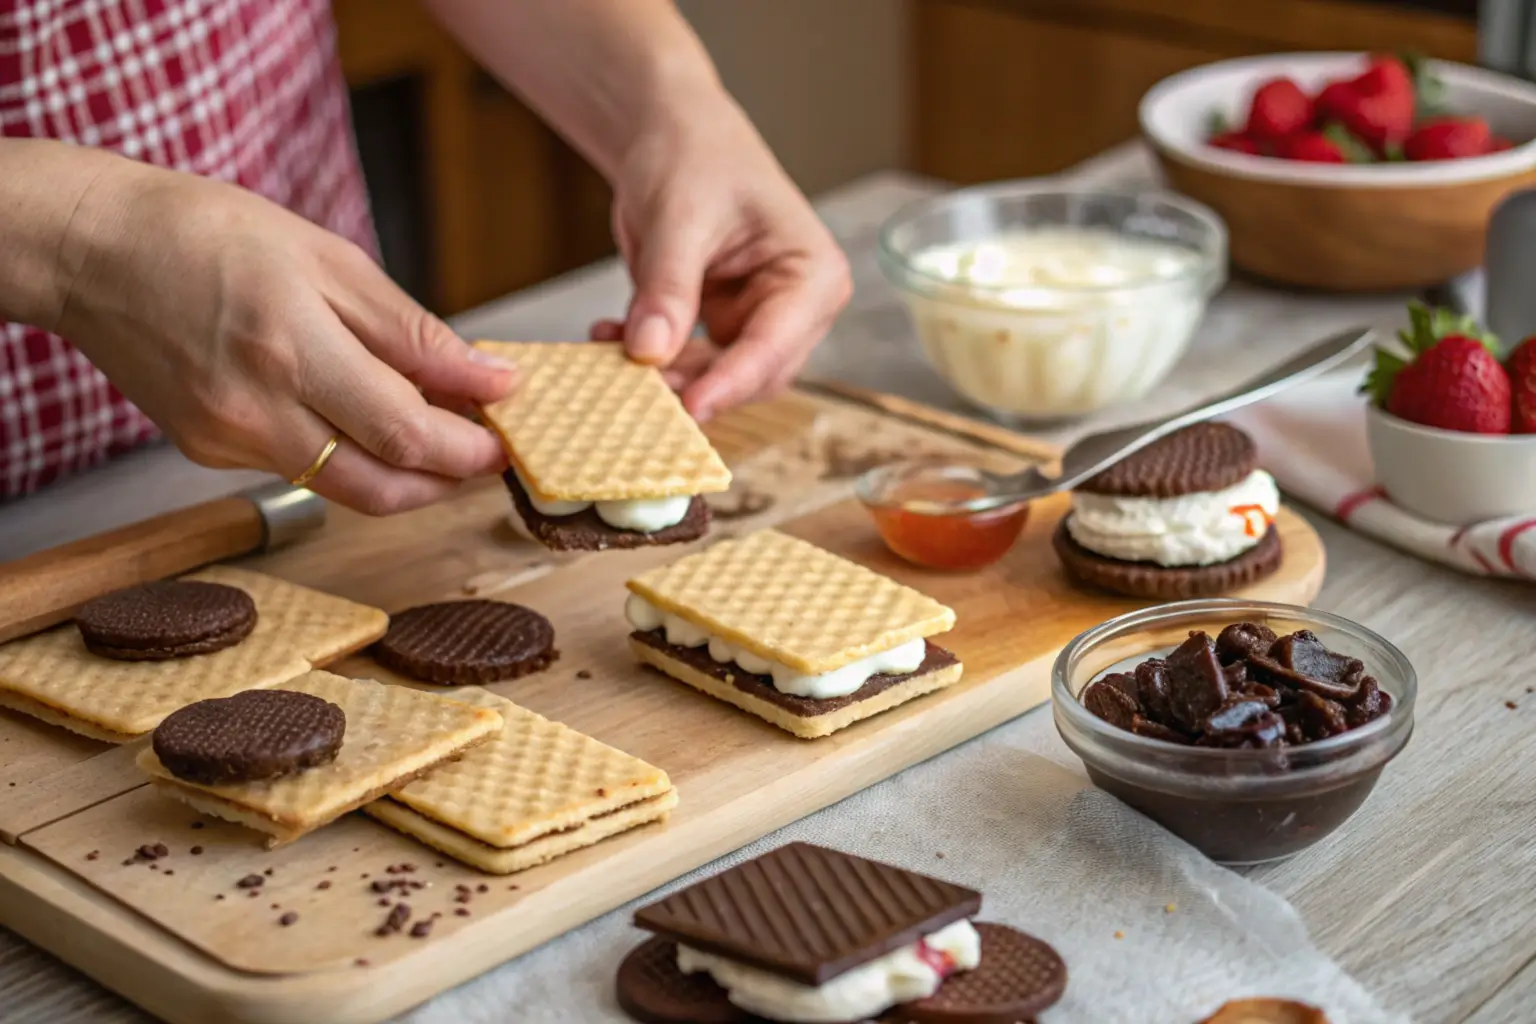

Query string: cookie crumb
190 821 205 830
263 867 274 876
476 883 488 893
576 669 593 680
1507 701 1519 710
279 912 298 927
455 908 470 917
163 869 175 876
354 958 370 967
85 851 99 861
214 894 225 901
934 852 945 859
236 874 264 889
316 880 332 891
409 921 434 939
190 846 203 855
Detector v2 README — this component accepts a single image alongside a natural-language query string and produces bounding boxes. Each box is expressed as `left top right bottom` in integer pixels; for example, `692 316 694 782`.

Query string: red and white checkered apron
0 0 376 497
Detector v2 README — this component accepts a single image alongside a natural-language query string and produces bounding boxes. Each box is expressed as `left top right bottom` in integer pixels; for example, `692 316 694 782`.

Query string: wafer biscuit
627 530 955 674
185 566 388 665
136 671 501 846
0 624 309 742
362 688 676 872
474 342 731 501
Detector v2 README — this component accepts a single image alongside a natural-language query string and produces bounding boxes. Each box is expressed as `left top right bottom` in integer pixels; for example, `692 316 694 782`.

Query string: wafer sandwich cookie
365 688 676 873
623 529 963 738
137 671 501 847
615 841 1068 1024
475 341 731 551
1054 420 1285 599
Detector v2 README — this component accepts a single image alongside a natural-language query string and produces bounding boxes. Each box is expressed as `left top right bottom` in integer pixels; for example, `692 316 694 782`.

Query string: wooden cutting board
0 387 1326 1024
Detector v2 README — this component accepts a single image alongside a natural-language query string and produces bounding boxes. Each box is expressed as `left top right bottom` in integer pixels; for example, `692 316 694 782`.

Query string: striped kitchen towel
1226 372 1536 580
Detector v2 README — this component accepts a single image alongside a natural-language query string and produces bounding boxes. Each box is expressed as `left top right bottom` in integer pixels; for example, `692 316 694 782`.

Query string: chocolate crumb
409 921 434 939
434 862 444 868
595 787 607 797
507 884 518 891
270 903 280 910
121 860 133 867
475 884 488 893
375 903 411 936
190 822 205 830
316 880 332 891
148 864 159 871
455 908 470 917
163 869 175 876
377 898 391 907
135 844 164 861
1506 701 1519 710
354 958 370 967
85 851 99 861
190 846 203 855
371 880 393 893
247 891 260 899
327 866 337 872
454 892 472 905
279 912 298 927
430 912 442 920
236 874 264 889
935 852 946 859
360 873 369 879
455 883 470 893
576 669 592 680
215 894 225 901
353 847 360 853
263 868 274 876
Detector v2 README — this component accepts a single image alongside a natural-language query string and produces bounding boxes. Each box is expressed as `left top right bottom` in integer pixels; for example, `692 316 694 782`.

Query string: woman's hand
51 157 517 515
590 95 852 420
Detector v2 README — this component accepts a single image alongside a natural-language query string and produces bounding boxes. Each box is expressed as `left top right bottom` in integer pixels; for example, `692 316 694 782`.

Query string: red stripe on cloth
1449 523 1473 546
1470 549 1500 575
1497 519 1536 575
1335 486 1387 522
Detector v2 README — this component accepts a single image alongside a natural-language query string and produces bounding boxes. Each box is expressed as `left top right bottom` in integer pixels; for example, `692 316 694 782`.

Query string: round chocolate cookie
152 689 346 785
372 600 557 685
75 580 257 661
1053 519 1284 600
615 936 748 1024
1077 421 1257 499
889 922 1067 1024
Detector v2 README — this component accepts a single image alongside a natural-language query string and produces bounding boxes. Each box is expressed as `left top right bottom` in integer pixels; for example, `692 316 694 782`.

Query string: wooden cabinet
914 0 1481 183
333 0 613 317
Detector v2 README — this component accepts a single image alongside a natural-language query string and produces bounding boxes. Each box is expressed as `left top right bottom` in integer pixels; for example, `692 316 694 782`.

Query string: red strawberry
1364 302 1510 433
1358 54 1413 98
1507 336 1536 433
1314 80 1360 124
1404 116 1492 160
1209 131 1263 155
1318 56 1416 152
1276 132 1346 163
1487 135 1515 153
1245 78 1313 142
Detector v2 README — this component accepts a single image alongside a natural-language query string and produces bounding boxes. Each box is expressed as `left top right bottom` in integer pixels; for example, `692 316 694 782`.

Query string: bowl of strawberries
1140 52 1536 291
1363 302 1536 524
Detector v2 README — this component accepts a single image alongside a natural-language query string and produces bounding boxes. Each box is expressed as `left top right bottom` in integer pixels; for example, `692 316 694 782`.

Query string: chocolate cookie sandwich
372 600 558 685
615 841 1067 1024
75 580 257 661
1053 421 1283 599
137 670 501 846
475 342 731 551
625 529 963 739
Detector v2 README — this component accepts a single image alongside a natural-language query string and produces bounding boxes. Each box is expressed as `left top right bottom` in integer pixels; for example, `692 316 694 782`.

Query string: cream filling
1067 468 1280 567
676 919 980 1023
512 468 694 533
624 594 927 699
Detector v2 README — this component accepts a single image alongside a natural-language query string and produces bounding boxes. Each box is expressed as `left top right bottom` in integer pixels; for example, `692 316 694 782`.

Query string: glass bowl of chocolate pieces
1052 599 1415 865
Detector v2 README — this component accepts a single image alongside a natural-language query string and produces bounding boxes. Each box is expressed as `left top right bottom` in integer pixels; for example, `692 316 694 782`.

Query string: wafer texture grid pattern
186 566 388 666
627 530 955 673
474 342 731 501
380 688 672 848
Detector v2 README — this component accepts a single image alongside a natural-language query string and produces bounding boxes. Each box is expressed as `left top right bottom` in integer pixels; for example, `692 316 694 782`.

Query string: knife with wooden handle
0 482 325 645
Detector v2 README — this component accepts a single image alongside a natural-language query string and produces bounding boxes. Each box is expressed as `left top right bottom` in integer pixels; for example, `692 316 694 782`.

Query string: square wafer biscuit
474 341 731 501
185 566 388 665
136 671 501 847
0 625 309 744
627 529 955 674
363 688 676 872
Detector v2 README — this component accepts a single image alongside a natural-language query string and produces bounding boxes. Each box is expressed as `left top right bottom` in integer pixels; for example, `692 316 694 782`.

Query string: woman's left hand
588 95 852 421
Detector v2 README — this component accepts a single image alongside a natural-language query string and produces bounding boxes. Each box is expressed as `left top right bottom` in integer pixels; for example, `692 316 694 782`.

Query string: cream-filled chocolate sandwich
624 529 962 738
474 341 731 551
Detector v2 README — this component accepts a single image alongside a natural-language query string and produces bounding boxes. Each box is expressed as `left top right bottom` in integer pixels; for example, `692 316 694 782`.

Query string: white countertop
3 144 1533 1024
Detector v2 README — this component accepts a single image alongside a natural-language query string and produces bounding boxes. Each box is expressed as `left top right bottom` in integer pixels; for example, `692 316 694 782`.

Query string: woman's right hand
48 155 517 515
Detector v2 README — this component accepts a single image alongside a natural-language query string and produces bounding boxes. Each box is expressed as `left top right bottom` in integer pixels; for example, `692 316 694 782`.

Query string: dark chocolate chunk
1216 622 1278 665
1201 699 1285 749
1132 716 1192 744
1083 680 1139 730
1221 661 1249 689
1135 659 1173 724
891 922 1068 1024
1075 421 1257 499
615 936 747 1024
1297 691 1350 741
631 630 958 720
633 841 981 987
1237 682 1283 709
1166 632 1229 734
373 600 557 685
152 690 345 785
1345 676 1393 728
1100 672 1141 703
1255 630 1365 701
1053 521 1284 600
504 471 709 552
75 580 257 661
278 912 298 927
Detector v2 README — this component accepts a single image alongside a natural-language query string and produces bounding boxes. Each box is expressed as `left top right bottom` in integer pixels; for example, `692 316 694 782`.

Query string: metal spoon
856 324 1376 514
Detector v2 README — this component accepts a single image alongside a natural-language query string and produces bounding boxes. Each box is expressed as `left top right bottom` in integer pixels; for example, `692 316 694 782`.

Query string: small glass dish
855 459 1031 571
1053 599 1415 866
878 186 1227 424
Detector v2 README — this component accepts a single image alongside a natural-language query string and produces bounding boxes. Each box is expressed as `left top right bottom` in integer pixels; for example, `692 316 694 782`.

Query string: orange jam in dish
868 478 1029 571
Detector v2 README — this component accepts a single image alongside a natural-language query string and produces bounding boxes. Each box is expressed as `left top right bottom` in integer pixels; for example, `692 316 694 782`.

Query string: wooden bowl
1140 53 1536 292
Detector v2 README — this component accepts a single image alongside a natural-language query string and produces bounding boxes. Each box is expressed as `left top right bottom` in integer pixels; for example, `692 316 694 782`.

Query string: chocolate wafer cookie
504 471 711 552
616 937 748 1024
890 923 1067 1024
372 600 558 685
152 689 345 785
1054 521 1284 600
1078 421 1257 499
75 580 257 661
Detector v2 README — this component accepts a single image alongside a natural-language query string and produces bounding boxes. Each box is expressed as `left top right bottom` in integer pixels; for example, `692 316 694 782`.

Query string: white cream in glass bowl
878 187 1227 423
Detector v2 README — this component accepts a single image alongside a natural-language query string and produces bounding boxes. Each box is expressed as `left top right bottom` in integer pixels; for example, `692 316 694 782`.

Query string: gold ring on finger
290 434 342 488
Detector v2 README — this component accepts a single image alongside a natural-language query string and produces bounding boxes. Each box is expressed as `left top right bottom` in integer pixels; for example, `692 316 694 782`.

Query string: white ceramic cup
1365 405 1536 523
